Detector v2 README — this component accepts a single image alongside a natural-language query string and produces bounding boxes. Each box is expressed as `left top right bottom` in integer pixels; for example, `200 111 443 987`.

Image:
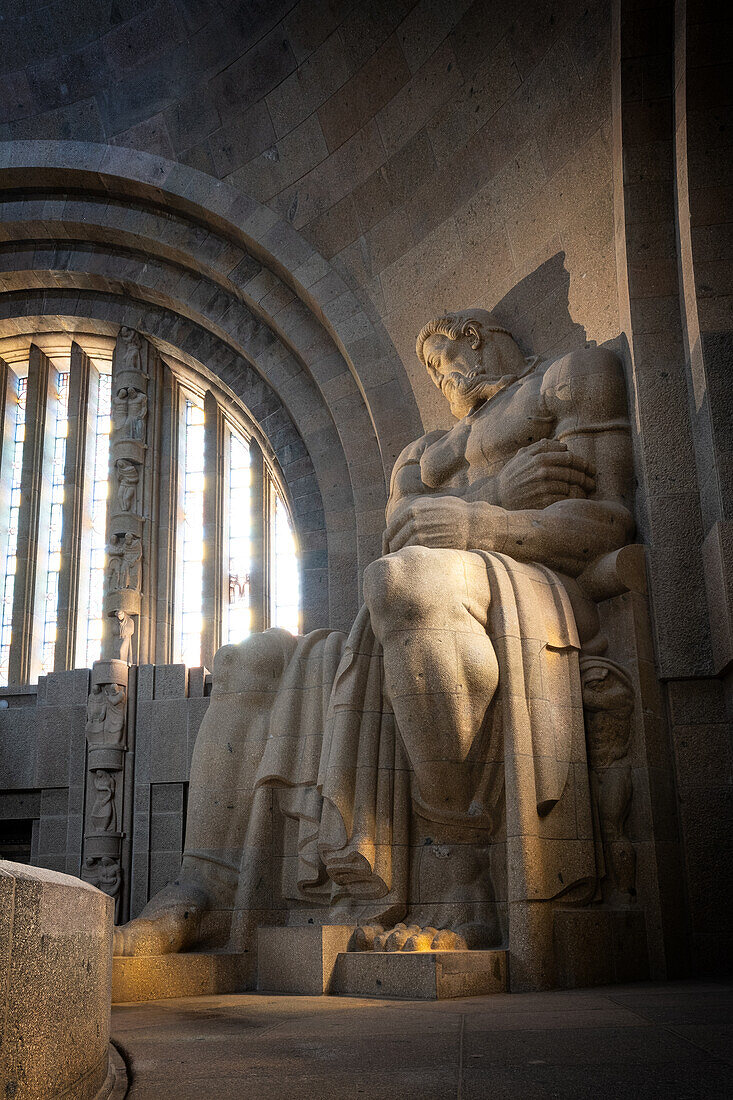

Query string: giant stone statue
115 309 635 989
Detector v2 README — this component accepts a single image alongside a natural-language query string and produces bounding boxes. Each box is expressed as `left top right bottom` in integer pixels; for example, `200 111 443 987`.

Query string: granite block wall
0 667 206 921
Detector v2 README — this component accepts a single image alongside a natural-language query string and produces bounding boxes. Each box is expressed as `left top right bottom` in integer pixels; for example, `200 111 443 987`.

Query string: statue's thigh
410 547 492 629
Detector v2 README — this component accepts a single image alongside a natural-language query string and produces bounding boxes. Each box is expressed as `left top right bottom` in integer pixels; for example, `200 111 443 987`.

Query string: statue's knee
212 629 296 692
364 547 443 624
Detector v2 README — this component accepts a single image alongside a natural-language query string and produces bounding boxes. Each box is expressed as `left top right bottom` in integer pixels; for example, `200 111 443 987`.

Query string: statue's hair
415 308 512 368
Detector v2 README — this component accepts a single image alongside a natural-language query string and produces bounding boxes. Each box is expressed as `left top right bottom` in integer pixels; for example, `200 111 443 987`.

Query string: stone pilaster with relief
82 327 149 919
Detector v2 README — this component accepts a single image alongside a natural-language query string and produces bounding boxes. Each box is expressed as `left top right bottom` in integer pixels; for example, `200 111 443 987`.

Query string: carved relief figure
120 533 142 591
118 326 142 373
83 856 122 920
109 611 135 665
98 856 122 903
115 309 634 978
111 387 128 443
103 683 127 745
85 684 106 740
106 534 124 590
114 459 139 513
581 657 636 904
90 770 117 833
125 388 147 441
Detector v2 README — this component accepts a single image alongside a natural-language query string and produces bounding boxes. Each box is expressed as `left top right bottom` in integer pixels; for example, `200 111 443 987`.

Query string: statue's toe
349 924 383 951
384 928 411 951
402 929 435 952
430 929 467 950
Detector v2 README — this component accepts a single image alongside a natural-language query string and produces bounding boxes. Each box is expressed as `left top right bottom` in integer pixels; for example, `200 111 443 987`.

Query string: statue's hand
384 495 473 551
496 439 595 510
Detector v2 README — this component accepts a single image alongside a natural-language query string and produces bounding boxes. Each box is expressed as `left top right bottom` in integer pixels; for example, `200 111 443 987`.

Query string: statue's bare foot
350 919 499 952
113 883 210 956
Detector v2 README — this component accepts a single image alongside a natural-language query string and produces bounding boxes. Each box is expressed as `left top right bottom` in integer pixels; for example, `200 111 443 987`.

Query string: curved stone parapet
0 860 114 1100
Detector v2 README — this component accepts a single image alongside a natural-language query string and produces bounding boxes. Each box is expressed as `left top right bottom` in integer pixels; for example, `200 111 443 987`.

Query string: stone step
112 952 248 1003
332 949 508 1000
256 925 508 999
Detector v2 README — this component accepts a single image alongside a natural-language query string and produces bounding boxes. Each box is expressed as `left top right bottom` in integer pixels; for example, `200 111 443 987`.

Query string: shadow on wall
491 251 596 359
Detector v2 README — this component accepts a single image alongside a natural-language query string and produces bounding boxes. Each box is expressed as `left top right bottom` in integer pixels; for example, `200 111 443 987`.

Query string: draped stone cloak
249 552 595 923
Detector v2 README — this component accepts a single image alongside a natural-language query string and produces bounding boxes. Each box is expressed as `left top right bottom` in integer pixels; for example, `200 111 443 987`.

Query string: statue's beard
441 368 511 417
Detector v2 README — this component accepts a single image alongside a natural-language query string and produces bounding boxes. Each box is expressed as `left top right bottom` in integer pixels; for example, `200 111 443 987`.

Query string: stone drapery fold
249 552 594 917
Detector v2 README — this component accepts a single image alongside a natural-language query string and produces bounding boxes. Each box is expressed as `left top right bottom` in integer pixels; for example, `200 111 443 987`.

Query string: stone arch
0 140 422 628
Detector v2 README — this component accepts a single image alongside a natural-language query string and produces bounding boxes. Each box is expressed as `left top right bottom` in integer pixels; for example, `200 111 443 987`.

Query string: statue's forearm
468 498 634 575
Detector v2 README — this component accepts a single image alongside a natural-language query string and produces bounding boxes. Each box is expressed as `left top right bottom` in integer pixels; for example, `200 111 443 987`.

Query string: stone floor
111 980 733 1099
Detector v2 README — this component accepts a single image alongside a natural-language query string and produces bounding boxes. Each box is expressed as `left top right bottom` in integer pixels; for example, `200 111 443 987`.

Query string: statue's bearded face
422 332 499 418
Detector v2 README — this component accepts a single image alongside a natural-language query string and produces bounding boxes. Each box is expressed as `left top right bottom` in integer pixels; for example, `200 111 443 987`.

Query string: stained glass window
0 376 27 685
39 371 70 676
178 397 205 666
271 492 300 636
83 370 112 668
227 430 251 644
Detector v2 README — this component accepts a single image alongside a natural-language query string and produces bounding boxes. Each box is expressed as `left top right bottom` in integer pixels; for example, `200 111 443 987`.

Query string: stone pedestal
256 925 508 1000
257 925 354 994
0 859 113 1100
332 950 508 1000
112 952 248 1003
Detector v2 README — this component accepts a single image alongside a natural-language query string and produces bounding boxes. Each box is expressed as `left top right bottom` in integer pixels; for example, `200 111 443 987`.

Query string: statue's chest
464 379 552 478
419 373 553 491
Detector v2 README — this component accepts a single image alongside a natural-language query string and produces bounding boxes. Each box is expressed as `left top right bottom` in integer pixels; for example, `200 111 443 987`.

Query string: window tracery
0 333 300 685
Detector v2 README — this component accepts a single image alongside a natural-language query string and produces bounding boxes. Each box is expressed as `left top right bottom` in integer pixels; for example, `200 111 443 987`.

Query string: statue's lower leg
113 637 280 957
113 878 212 956
352 810 503 952
354 549 502 951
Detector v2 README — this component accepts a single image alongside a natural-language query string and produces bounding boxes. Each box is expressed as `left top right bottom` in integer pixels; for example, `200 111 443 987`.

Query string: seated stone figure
115 309 634 989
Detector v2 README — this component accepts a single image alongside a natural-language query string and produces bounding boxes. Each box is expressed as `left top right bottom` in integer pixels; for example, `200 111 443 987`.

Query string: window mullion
0 359 15 597
0 360 19 685
201 389 225 671
154 366 180 664
8 345 55 684
176 394 205 667
55 342 93 671
249 439 267 634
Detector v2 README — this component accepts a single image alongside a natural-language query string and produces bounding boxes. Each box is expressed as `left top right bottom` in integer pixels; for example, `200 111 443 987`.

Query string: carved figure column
103 326 147 661
82 327 152 917
81 658 128 921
